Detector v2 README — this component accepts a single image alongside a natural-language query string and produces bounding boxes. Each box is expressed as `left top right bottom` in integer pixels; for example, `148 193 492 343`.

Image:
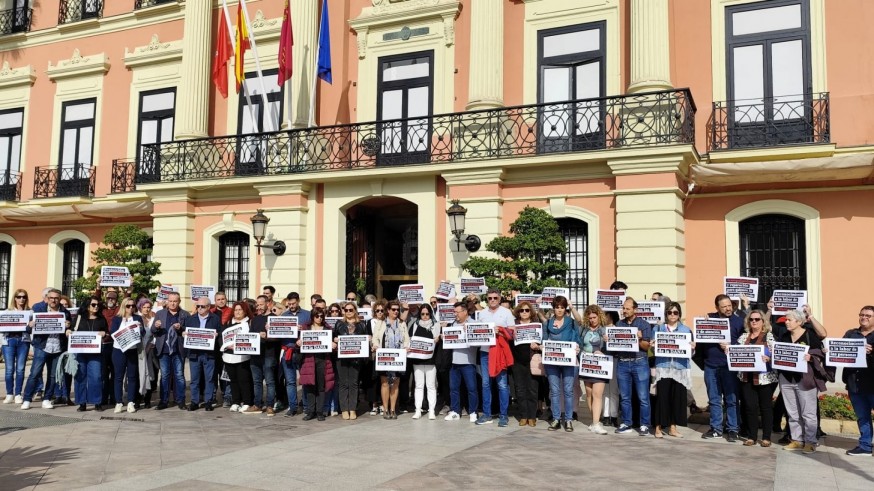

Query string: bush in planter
819 393 860 421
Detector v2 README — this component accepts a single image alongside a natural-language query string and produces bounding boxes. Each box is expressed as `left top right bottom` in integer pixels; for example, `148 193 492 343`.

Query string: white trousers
413 364 437 411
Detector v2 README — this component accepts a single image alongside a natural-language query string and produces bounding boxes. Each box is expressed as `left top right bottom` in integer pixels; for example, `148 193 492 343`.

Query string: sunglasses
519 308 530 313
197 305 209 309
346 298 357 301
749 317 763 322
125 304 136 309
667 310 680 315
420 311 430 316
90 303 99 307
389 308 399 312
374 309 385 313
343 308 356 312
487 296 500 300
15 295 27 299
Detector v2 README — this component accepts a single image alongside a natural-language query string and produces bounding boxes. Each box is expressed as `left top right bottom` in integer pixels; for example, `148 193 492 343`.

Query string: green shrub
819 393 859 421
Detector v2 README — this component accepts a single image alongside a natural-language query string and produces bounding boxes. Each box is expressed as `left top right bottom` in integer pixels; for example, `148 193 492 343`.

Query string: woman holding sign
223 302 257 414
298 308 336 421
110 298 144 414
334 302 368 420
372 300 410 419
511 301 541 427
70 297 108 411
734 310 777 447
543 296 581 432
581 305 610 435
409 304 441 420
2 289 31 405
652 302 694 439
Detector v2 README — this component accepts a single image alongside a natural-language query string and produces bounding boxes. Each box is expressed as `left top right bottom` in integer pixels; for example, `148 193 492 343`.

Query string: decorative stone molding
0 62 37 89
47 49 111 81
350 0 460 58
250 9 282 41
123 34 184 68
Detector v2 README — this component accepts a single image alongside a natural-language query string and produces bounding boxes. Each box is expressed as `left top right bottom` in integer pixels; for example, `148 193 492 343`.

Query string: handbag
530 353 544 376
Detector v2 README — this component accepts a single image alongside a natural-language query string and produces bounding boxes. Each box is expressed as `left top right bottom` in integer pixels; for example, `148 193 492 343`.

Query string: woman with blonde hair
735 309 777 447
581 304 610 434
372 300 410 419
334 301 367 420
2 289 31 404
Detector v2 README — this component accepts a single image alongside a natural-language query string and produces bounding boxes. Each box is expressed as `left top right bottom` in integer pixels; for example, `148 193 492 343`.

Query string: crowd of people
1 281 872 457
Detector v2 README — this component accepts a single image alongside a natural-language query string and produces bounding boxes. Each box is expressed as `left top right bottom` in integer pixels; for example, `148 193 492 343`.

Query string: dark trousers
654 378 688 428
305 357 326 416
435 368 451 412
512 362 538 420
112 348 139 404
101 343 115 404
360 360 379 407
741 380 777 441
226 361 253 406
336 362 360 412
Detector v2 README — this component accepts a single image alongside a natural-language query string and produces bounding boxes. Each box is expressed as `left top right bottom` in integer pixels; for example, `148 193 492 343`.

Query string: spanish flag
234 4 250 93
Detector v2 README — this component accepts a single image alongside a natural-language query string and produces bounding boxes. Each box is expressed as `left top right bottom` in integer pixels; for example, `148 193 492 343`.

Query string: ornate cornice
47 49 111 81
0 62 37 89
350 0 460 58
123 34 184 68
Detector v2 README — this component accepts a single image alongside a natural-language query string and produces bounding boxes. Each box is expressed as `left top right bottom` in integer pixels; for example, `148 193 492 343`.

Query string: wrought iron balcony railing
112 158 137 193
58 0 104 25
0 170 22 201
112 89 695 191
710 92 830 151
0 6 32 35
134 0 176 9
33 166 95 199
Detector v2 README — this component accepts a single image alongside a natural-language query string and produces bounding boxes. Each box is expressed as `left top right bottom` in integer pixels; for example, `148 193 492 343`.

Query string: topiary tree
461 206 567 297
71 224 161 304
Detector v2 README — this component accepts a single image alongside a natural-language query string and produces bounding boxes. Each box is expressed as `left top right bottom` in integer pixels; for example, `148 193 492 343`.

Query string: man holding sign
445 302 479 423
610 298 653 436
183 298 222 412
153 292 189 410
475 289 515 427
22 289 72 410
699 294 745 442
841 305 874 457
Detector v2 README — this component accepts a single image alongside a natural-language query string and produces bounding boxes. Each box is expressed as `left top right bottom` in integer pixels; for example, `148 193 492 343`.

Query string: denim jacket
653 323 692 371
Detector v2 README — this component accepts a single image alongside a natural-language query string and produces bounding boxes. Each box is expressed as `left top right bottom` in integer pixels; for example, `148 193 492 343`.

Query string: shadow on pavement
0 446 79 490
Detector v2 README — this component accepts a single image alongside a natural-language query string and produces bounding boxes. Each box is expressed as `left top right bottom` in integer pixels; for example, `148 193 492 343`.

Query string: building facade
0 0 872 335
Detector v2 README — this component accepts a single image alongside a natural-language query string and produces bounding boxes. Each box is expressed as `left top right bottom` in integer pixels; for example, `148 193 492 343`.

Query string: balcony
710 92 830 151
0 6 32 35
134 0 176 9
0 170 21 201
33 166 95 199
58 0 104 25
111 88 695 191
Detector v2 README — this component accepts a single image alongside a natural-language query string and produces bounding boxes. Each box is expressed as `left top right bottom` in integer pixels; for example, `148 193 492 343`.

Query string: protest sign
772 342 809 373
156 285 178 302
357 308 372 322
727 345 767 372
542 341 577 366
407 336 436 360
654 331 692 359
606 327 638 352
190 285 217 304
67 307 79 317
460 277 487 295
539 287 570 309
99 266 132 287
68 331 101 354
266 316 299 338
771 290 807 315
724 276 759 301
398 284 426 304
596 290 626 312
375 348 407 371
221 325 243 350
436 304 456 324
32 312 65 335
325 317 342 330
233 333 261 355
467 323 496 347
435 281 456 301
513 323 543 345
441 325 469 349
0 311 30 332
111 321 142 352
300 330 332 353
338 335 370 358
693 317 731 344
184 327 217 351
637 301 665 325
514 294 540 311
579 353 614 380
824 338 868 368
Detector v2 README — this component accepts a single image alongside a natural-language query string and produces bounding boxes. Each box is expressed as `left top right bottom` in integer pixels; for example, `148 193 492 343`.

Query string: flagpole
220 0 259 133
309 0 324 128
238 0 277 132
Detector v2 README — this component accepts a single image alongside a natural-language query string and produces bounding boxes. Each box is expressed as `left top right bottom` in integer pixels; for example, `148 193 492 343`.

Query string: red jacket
489 327 515 377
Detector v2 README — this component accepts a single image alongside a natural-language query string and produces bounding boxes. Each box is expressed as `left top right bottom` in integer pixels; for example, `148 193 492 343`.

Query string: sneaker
782 441 804 451
370 407 378 416
127 402 136 413
3 395 13 404
615 424 633 434
726 431 738 443
20 401 30 410
241 405 261 414
41 400 54 409
590 422 608 435
475 416 493 425
412 410 422 420
14 395 23 404
548 419 562 431
845 446 870 456
802 443 816 454
498 416 508 427
428 411 436 420
285 409 297 417
114 403 123 414
229 404 240 412
251 406 262 413
638 425 650 436
701 428 722 439
444 411 460 421
469 413 478 423
564 420 574 432
265 408 275 416
330 410 339 417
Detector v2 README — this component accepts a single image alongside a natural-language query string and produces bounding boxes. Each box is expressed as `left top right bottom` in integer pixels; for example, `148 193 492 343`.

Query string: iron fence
0 170 21 201
33 166 95 199
134 0 176 9
0 6 31 34
710 92 829 151
58 0 103 24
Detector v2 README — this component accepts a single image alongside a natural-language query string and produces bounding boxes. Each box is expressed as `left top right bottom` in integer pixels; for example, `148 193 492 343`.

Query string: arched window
0 241 11 307
740 213 807 308
555 218 589 306
62 239 85 300
218 232 250 303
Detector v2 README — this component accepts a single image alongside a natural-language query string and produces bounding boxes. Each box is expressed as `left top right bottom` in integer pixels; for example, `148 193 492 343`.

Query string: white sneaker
229 404 240 412
14 395 23 404
20 401 30 410
114 403 123 414
3 395 13 404
590 422 608 435
469 413 478 423
127 402 136 414
240 405 251 413
444 411 460 421
428 411 436 420
412 410 422 420
41 400 54 409
330 411 339 417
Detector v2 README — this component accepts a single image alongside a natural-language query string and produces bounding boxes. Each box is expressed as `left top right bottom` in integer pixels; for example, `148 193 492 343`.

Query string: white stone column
466 0 503 110
151 193 195 305
255 183 310 294
627 0 673 93
175 0 211 139
285 0 320 129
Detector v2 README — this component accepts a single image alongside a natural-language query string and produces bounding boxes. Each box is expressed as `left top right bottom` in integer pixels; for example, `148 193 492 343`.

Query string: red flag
212 9 233 98
278 0 294 85
234 4 251 93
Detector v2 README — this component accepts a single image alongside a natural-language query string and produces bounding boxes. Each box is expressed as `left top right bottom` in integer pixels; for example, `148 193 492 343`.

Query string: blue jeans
704 364 739 433
282 359 298 410
2 337 29 395
75 354 103 405
24 346 60 402
251 355 276 408
617 357 651 427
545 365 577 421
849 391 874 452
449 363 478 415
479 351 509 418
112 348 139 404
188 354 216 405
159 353 186 405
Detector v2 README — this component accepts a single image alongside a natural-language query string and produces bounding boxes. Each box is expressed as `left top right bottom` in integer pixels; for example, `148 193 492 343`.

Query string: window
555 218 589 306
726 0 812 147
537 22 606 153
59 99 96 178
739 214 806 309
236 70 283 175
4 0 31 34
377 51 433 166
62 239 85 301
141 237 154 264
0 108 23 188
0 241 10 308
137 89 175 173
218 232 249 303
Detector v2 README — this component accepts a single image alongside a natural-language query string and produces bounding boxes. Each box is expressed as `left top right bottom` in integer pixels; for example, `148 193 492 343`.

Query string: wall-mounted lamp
250 209 287 256
446 200 481 252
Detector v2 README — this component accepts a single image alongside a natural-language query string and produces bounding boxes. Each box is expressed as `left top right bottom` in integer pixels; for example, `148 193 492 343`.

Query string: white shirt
477 305 515 353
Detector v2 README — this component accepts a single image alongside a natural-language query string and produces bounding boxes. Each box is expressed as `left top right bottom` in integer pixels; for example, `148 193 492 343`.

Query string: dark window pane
62 239 85 301
0 241 10 308
545 218 589 306
739 214 806 310
218 232 250 303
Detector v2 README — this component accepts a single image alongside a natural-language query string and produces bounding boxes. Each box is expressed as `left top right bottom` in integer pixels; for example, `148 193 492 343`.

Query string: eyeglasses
197 305 209 309
374 309 385 313
343 308 356 313
487 296 500 300
15 295 26 299
667 310 680 315
47 296 60 300
749 317 763 322
106 297 118 301
89 303 99 307
859 314 873 318
125 304 136 309
519 308 530 313
420 311 430 316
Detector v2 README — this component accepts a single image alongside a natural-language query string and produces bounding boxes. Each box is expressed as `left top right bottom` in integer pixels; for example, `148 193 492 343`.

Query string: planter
820 418 860 436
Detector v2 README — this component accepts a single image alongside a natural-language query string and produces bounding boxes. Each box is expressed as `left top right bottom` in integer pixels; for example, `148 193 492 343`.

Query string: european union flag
317 0 332 84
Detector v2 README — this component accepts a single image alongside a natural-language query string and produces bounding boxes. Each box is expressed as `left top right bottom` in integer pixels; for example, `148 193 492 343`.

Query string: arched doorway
345 197 418 299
